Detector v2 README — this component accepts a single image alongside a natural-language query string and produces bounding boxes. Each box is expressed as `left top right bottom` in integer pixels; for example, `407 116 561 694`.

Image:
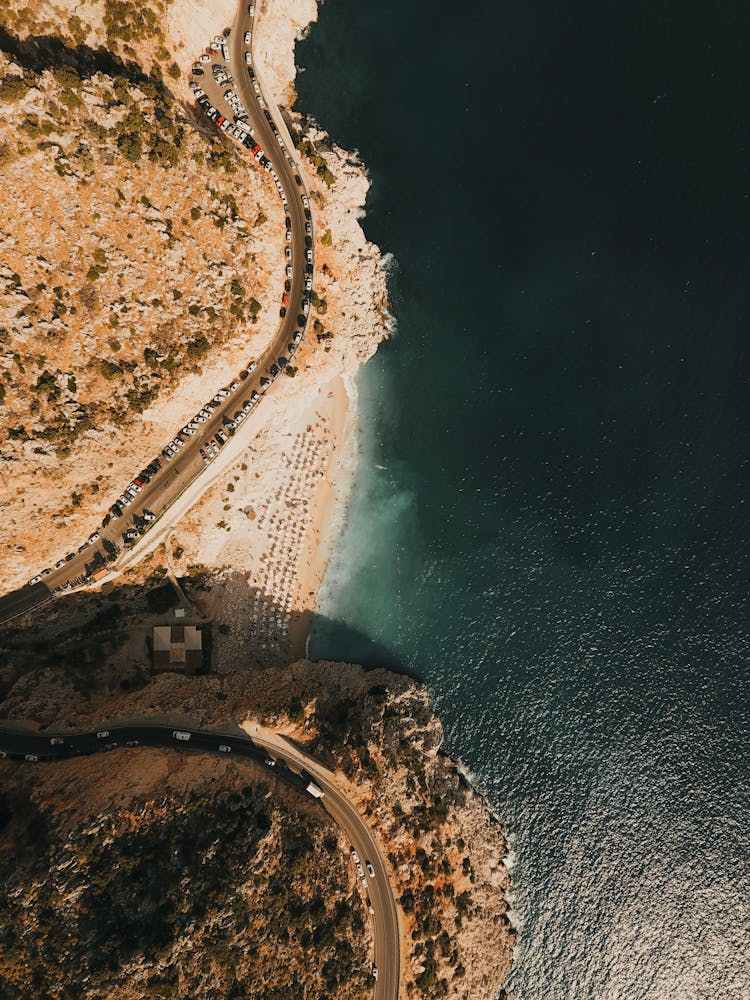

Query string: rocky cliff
0 0 390 593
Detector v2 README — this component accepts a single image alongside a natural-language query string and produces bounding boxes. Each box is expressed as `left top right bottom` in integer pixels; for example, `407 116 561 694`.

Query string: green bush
0 75 35 103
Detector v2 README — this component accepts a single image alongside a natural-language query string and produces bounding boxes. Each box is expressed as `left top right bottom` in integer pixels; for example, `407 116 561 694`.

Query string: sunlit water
297 1 750 996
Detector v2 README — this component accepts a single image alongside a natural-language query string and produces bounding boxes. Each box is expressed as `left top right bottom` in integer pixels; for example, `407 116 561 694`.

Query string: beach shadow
303 610 425 683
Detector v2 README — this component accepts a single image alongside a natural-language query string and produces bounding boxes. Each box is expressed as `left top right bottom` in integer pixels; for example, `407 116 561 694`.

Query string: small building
152 624 203 673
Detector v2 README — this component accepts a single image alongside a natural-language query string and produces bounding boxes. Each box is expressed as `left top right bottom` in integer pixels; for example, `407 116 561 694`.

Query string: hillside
0 749 372 999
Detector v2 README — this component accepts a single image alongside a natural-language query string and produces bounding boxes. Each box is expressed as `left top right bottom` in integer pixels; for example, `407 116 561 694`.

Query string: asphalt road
0 2 312 627
0 721 399 999
249 727 401 1000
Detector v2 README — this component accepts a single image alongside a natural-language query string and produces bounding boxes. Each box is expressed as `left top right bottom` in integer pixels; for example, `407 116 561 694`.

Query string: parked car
28 575 42 586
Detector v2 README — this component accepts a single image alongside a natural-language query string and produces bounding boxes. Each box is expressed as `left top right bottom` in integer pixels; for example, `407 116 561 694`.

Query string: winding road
0 720 400 999
0 0 313 626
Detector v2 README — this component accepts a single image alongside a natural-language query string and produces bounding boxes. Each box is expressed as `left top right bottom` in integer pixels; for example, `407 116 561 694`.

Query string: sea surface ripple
297 1 750 996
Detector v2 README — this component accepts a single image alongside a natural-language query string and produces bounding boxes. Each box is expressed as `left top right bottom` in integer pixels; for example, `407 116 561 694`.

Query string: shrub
0 75 35 103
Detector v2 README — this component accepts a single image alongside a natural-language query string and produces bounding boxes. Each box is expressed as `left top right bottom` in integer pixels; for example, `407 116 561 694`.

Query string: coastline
287 372 356 658
165 0 391 660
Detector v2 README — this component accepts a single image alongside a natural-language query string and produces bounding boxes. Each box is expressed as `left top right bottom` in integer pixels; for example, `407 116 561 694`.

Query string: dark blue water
298 2 750 996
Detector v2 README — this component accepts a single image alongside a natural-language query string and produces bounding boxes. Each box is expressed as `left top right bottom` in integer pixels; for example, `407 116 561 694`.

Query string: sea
296 1 750 997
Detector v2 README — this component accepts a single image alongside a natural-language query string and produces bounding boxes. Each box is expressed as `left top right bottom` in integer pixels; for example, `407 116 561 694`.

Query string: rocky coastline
1 660 515 999
0 1 515 997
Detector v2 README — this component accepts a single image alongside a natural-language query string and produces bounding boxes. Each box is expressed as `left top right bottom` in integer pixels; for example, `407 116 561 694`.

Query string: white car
28 575 42 586
366 861 376 879
351 849 360 865
372 966 378 981
264 756 276 767
230 380 240 391
50 737 64 746
218 744 232 753
285 230 291 243
96 731 109 739
173 731 191 741
182 426 196 436
128 482 142 493
200 53 211 63
248 4 255 15
305 249 313 262
248 361 257 374
88 532 100 543
305 276 312 290
285 247 292 260
55 559 65 569
301 195 309 208
244 30 251 43
245 52 252 65
25 754 39 762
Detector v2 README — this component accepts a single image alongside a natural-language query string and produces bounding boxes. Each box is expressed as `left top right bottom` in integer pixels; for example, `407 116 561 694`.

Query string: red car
281 292 289 306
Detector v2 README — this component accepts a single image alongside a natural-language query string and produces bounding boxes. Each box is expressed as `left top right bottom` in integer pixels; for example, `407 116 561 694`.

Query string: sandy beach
170 370 357 667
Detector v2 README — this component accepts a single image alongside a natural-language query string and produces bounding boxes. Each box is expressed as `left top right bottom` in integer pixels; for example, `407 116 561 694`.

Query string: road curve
0 720 401 999
0 0 313 626
247 726 401 1000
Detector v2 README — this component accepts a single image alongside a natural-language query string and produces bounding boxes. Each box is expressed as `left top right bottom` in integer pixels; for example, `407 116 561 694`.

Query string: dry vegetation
0 0 283 591
0 756 372 999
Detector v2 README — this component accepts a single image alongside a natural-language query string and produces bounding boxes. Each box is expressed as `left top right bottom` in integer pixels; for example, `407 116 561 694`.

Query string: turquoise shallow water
297 1 750 996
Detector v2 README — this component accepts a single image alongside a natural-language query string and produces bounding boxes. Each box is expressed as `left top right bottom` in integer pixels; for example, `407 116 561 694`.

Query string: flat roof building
152 624 203 673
